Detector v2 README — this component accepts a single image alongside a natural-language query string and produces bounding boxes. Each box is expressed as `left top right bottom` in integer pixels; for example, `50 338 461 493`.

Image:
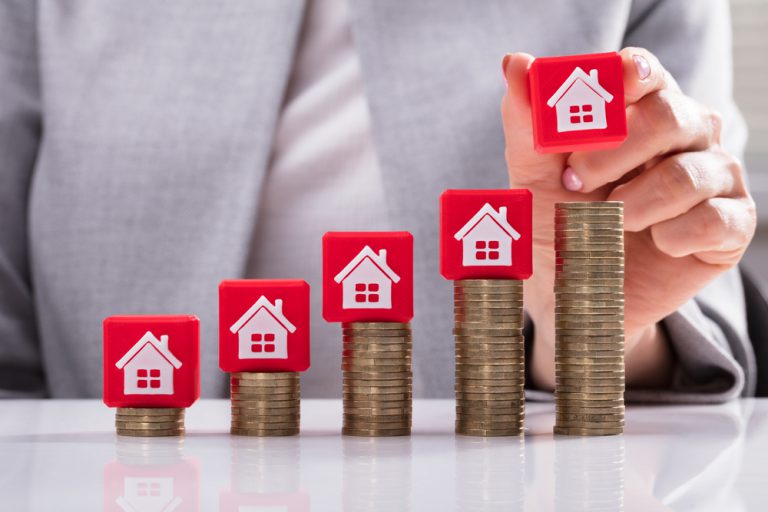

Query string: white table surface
1 399 767 511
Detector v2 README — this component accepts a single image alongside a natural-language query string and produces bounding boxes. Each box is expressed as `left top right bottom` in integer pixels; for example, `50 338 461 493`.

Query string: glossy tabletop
1 399 767 511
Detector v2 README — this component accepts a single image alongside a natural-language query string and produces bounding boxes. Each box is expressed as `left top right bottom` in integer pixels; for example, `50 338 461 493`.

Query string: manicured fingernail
633 54 651 80
562 167 583 191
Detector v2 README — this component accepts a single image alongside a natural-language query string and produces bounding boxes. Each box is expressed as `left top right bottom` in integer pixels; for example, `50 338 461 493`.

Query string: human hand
501 48 757 389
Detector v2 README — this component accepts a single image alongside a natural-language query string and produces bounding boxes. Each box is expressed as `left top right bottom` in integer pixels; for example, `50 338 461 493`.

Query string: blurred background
734 0 768 281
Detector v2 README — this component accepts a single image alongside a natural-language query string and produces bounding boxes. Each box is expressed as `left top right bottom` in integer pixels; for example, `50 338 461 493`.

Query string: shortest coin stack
115 407 185 437
342 322 413 437
454 279 525 436
230 372 301 436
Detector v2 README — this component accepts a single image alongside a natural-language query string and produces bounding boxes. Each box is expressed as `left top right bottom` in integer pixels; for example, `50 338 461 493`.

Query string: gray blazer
0 0 754 400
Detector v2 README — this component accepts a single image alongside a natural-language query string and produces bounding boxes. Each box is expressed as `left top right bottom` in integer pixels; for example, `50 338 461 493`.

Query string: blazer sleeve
0 0 46 397
621 0 754 402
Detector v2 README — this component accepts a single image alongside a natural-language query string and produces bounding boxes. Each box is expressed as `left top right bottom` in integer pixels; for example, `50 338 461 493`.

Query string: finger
608 150 743 232
650 197 757 264
567 90 722 193
501 52 565 185
619 47 681 105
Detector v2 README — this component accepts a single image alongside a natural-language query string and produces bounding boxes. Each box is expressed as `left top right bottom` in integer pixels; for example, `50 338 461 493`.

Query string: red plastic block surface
323 232 413 323
219 279 310 373
529 52 627 153
440 189 532 280
103 315 200 408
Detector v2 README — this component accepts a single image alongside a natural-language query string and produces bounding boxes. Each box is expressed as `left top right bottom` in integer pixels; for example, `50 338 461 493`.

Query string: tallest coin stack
553 202 626 436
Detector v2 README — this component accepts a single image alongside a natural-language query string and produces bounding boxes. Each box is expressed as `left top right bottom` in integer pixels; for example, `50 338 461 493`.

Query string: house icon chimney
589 69 599 81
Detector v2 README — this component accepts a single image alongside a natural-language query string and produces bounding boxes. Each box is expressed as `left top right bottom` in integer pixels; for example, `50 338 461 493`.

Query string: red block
103 315 200 408
529 52 627 153
323 232 413 323
219 279 310 372
440 189 533 280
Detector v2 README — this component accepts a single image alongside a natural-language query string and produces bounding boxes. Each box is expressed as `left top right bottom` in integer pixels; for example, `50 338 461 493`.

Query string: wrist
624 323 675 389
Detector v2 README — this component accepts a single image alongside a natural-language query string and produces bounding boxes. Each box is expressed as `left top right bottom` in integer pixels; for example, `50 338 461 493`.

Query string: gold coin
343 415 411 426
456 405 525 414
114 414 183 423
231 397 301 405
342 427 410 437
455 383 524 392
344 407 412 416
342 329 411 337
229 380 301 393
455 392 525 401
456 379 526 388
231 427 299 437
116 429 184 437
343 370 412 379
556 410 625 420
343 385 412 395
342 343 412 352
343 397 411 407
115 421 185 430
454 336 524 345
344 322 410 330
556 201 623 207
231 390 301 399
455 425 523 436
455 350 525 360
231 372 298 381
555 233 623 241
453 327 523 336
454 293 525 301
115 408 184 416
455 370 524 380
455 279 523 287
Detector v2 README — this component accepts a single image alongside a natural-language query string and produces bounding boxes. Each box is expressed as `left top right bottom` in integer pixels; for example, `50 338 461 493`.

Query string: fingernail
633 54 651 80
502 54 512 83
562 167 584 191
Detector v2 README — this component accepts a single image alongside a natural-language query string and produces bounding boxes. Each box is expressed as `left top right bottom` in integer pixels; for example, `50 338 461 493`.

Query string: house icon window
250 332 277 353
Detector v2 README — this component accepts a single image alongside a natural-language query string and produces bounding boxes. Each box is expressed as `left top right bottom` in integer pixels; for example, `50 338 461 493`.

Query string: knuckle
640 92 683 148
708 108 723 142
660 156 700 197
697 200 729 245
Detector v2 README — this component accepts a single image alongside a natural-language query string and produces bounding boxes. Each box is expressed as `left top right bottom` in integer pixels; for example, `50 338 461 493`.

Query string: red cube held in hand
529 52 627 153
219 279 310 373
323 232 413 323
440 189 532 280
103 315 200 408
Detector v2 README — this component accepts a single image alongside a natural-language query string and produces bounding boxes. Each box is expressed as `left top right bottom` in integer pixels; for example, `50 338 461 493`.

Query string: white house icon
116 476 182 512
547 66 614 133
229 296 296 360
334 245 400 309
115 331 182 396
454 203 521 267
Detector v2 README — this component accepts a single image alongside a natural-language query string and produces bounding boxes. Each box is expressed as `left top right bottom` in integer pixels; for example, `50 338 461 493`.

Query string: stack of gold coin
115 407 185 437
554 201 625 436
230 372 300 436
454 279 525 436
342 322 412 436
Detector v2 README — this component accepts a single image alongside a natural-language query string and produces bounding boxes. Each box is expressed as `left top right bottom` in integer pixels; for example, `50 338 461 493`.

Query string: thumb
501 53 566 186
